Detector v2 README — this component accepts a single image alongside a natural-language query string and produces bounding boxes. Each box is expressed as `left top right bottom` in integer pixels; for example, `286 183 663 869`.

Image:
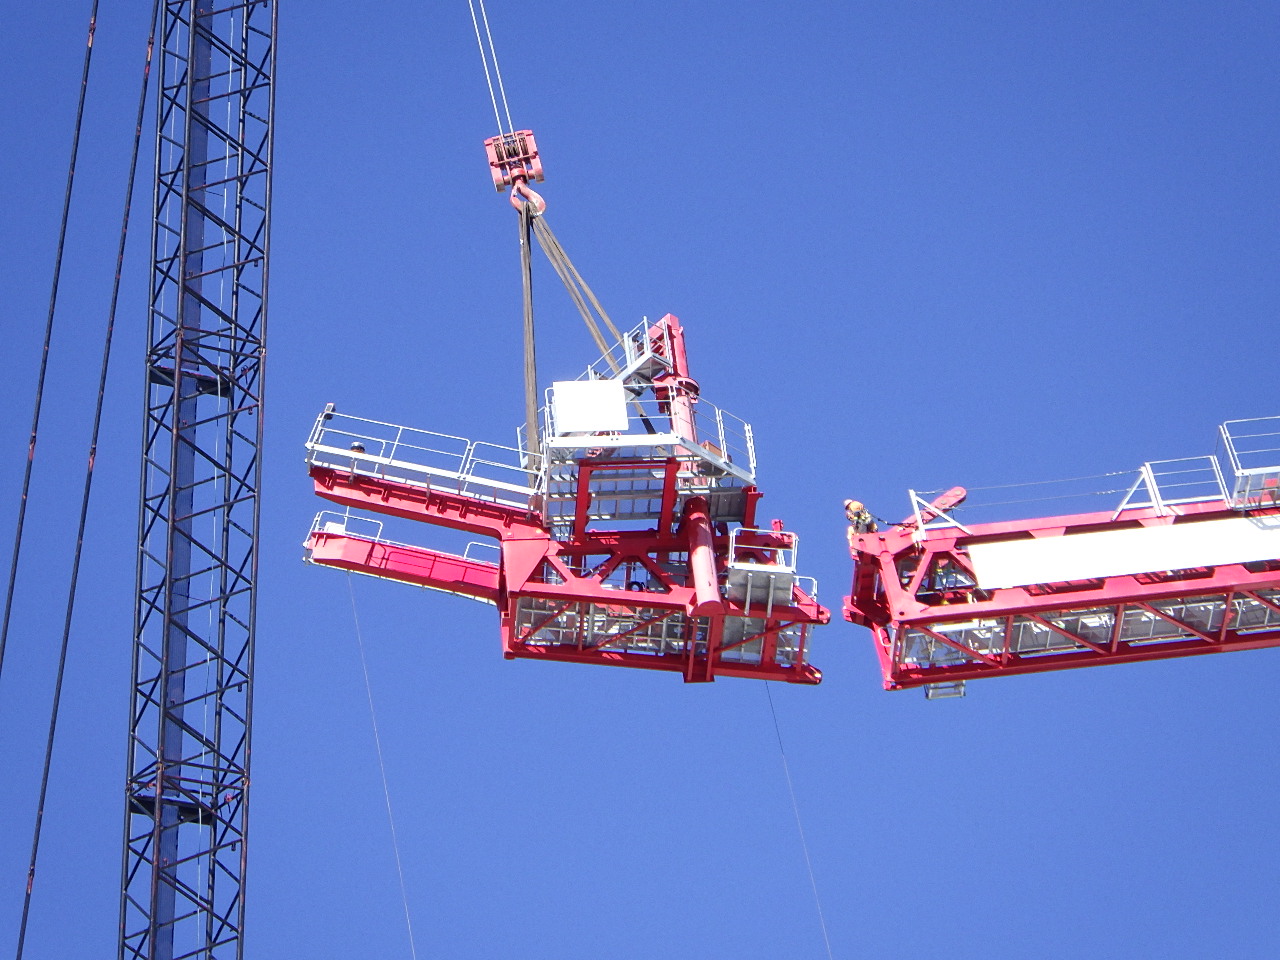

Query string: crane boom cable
15 0 157 953
347 576 420 960
0 3 100 689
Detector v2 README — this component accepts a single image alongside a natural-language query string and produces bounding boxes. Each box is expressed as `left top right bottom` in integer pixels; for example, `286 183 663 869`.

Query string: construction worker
844 499 876 554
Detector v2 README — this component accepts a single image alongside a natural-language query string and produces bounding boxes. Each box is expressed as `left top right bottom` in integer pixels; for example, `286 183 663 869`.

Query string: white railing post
459 441 476 496
1141 462 1169 516
389 425 405 468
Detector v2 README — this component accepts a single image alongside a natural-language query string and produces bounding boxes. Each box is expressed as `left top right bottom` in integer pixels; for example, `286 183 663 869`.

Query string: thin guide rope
347 576 420 960
765 683 835 960
918 469 1132 497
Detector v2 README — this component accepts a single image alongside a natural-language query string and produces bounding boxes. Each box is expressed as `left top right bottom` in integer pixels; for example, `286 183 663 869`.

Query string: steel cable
0 3 100 689
528 215 661 433
520 203 542 475
15 1 158 955
532 217 624 356
465 0 505 137
347 576 420 960
473 0 515 134
915 469 1132 497
765 684 835 960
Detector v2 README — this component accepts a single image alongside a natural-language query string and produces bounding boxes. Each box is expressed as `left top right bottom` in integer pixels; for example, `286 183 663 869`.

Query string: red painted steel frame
845 499 1280 690
484 130 544 190
308 469 826 683
308 316 828 683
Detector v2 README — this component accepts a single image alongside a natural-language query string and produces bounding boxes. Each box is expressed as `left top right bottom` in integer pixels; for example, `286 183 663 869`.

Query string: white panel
550 379 629 435
969 515 1280 589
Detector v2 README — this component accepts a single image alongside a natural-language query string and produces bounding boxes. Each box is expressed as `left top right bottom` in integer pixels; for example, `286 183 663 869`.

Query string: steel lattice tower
121 2 274 957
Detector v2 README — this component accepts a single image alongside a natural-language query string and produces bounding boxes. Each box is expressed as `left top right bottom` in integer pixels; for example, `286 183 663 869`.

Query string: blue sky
1 1 1278 957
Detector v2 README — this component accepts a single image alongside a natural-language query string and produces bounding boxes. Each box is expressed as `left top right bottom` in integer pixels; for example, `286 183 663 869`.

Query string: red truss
845 497 1280 691
306 315 828 683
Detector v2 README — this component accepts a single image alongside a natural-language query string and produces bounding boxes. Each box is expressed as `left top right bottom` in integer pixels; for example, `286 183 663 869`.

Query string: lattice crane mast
302 135 828 683
845 418 1280 696
120 1 275 957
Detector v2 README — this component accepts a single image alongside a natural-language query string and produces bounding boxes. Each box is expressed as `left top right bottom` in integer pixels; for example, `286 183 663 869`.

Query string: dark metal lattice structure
121 2 275 957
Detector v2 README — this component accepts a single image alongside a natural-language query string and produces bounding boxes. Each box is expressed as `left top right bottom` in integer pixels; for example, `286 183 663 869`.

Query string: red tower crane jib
305 315 829 683
845 417 1280 695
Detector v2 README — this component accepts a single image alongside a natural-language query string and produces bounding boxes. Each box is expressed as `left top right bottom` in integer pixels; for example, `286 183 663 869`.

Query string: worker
844 499 876 554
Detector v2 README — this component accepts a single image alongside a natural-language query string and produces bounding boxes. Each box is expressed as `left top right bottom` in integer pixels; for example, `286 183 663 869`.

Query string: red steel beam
306 532 500 603
847 499 1280 690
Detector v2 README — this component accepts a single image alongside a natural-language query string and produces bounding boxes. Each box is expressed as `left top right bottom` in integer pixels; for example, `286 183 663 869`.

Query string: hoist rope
15 1 157 955
0 4 100 691
466 0 514 136
765 684 836 960
347 576 420 960
519 203 542 474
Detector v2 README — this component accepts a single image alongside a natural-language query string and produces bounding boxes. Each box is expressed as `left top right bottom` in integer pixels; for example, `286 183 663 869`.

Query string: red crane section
845 419 1280 696
305 315 829 683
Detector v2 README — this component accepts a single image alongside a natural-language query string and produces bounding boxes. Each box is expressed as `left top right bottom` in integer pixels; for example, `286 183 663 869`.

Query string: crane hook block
484 130 544 191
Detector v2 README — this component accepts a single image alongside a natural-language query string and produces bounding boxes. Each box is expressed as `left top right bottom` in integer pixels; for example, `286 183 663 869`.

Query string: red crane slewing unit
305 315 829 683
845 418 1280 696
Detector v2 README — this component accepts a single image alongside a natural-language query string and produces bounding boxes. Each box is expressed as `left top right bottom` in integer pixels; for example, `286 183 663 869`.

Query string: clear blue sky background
1 1 1278 957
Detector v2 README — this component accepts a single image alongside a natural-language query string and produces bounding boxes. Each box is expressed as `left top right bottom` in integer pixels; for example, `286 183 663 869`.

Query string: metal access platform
305 314 828 683
845 417 1280 695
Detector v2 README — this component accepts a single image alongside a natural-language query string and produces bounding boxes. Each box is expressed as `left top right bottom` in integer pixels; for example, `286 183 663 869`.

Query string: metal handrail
306 409 540 506
577 318 675 382
540 390 755 476
306 511 500 568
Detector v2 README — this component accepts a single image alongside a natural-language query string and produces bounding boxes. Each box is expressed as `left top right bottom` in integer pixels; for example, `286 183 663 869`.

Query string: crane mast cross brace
303 315 829 683
845 417 1280 696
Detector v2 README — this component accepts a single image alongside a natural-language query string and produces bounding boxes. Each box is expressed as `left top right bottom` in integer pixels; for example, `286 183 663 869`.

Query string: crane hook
510 177 546 216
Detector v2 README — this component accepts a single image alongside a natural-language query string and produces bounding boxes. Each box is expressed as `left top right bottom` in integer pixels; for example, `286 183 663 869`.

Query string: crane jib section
304 315 829 684
845 417 1280 695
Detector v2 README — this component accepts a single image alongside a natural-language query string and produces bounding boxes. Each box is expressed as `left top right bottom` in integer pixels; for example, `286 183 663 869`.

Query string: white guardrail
305 406 540 509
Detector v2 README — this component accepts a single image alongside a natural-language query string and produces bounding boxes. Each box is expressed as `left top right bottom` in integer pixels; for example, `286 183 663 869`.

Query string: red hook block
483 130 544 191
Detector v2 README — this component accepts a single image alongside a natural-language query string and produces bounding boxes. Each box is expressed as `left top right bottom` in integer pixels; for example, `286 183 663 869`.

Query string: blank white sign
968 514 1280 589
550 379 629 435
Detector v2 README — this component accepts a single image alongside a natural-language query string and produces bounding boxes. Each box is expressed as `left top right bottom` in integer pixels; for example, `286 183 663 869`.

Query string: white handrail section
306 406 540 509
540 390 756 482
